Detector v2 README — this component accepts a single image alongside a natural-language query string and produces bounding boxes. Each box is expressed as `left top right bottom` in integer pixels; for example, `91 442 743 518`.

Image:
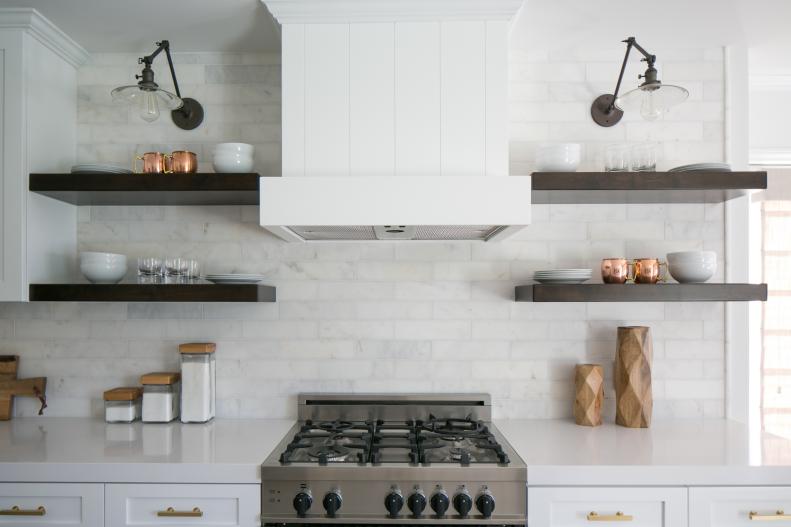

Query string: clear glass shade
615 83 689 121
111 85 183 123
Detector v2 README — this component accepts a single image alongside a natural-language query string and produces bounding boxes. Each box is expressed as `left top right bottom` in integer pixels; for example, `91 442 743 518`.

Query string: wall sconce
111 40 204 130
590 37 688 127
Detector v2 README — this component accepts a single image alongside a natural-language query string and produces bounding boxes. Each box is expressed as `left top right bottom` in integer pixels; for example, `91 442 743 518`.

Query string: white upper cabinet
270 0 521 179
0 9 86 301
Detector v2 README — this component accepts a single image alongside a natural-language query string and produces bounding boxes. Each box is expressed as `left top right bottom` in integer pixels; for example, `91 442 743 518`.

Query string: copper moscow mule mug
632 258 667 284
601 258 632 284
169 150 198 173
135 152 171 174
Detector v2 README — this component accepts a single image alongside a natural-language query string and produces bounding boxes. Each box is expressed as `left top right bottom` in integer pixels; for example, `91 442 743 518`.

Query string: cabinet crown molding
0 8 89 68
263 0 524 23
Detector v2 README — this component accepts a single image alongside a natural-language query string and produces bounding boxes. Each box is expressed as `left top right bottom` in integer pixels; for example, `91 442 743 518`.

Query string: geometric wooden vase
614 326 653 428
574 364 604 426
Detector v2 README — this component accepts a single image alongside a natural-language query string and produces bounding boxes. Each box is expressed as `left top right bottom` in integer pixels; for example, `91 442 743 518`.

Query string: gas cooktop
261 394 526 525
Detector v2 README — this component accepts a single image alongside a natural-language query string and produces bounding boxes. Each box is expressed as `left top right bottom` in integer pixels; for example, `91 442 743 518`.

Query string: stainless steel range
261 394 526 525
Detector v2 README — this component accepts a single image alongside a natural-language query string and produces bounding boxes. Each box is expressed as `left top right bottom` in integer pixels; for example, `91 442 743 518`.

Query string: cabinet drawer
105 484 259 527
528 487 687 527
0 483 103 526
690 487 791 526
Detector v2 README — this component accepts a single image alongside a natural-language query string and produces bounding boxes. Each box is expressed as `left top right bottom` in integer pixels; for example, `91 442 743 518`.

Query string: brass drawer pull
588 511 633 521
750 509 791 521
157 507 203 518
0 505 46 516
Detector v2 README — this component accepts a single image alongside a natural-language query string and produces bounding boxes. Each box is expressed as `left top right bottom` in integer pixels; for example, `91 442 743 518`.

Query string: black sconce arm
139 40 182 99
608 37 657 113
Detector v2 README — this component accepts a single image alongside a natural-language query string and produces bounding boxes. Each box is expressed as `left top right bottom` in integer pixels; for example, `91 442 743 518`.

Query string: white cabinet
528 487 687 527
0 483 103 526
105 484 260 527
689 486 791 526
0 9 86 301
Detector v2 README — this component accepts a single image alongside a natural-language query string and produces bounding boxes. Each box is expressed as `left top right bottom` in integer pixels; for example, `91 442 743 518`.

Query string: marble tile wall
4 46 727 419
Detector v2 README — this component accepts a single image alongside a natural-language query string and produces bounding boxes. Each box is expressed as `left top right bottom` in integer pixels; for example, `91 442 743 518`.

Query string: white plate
534 278 590 284
669 163 731 172
204 274 266 279
205 277 263 284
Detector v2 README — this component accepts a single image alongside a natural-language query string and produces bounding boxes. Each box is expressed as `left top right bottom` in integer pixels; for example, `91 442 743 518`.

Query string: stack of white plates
668 163 731 172
204 273 266 284
71 163 133 174
533 269 592 284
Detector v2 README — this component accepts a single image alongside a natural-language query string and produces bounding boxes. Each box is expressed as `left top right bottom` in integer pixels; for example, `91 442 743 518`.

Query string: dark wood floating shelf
515 283 768 302
531 171 767 204
29 173 262 205
29 282 276 302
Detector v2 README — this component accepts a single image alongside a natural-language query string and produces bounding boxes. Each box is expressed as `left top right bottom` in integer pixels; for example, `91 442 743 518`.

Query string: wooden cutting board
0 356 47 420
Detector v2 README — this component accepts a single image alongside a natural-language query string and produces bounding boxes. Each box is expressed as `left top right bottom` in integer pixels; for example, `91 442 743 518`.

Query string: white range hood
261 0 529 242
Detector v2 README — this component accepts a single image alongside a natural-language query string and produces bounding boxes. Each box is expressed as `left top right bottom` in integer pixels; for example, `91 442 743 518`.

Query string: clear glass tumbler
604 144 630 172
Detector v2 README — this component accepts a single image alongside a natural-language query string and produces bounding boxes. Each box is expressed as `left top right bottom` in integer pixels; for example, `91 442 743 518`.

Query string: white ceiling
2 0 281 52
5 0 791 54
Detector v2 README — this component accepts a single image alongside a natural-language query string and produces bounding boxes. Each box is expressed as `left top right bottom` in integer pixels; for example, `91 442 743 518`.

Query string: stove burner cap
439 435 465 442
317 420 354 432
308 444 351 460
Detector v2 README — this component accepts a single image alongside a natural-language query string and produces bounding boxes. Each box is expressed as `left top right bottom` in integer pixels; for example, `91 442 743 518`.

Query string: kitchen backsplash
4 46 726 419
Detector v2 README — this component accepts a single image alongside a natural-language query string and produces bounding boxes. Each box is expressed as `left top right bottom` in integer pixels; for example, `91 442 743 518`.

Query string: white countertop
3 418 791 486
498 419 791 486
0 418 295 483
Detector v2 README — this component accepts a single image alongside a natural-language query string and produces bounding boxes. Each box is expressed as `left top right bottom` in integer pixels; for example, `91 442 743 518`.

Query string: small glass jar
103 387 142 423
140 372 181 423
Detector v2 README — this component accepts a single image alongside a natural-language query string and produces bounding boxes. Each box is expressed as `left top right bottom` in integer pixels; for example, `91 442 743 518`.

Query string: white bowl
214 143 254 156
536 143 581 172
213 154 254 173
80 252 127 284
667 251 717 283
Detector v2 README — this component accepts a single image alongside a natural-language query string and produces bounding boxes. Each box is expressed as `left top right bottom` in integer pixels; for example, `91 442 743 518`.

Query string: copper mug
601 258 632 284
169 150 198 173
135 152 171 174
632 258 667 284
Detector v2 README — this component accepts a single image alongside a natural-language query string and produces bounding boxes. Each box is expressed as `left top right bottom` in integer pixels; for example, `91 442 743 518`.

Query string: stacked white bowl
667 251 717 283
212 143 255 173
80 252 127 284
535 143 581 172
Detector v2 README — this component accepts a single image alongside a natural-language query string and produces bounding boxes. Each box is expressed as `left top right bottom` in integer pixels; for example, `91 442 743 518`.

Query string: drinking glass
604 144 630 172
631 142 658 171
138 257 163 276
164 257 189 276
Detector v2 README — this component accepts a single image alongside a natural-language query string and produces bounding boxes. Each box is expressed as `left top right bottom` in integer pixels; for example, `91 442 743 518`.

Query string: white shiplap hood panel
260 0 529 241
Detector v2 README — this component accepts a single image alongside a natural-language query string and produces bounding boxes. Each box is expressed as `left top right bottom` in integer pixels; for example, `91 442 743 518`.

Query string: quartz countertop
497 419 791 486
0 417 294 483
3 418 791 486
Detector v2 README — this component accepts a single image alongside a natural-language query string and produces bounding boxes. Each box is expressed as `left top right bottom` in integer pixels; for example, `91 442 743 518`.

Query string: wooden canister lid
179 342 216 354
140 372 180 385
103 387 142 401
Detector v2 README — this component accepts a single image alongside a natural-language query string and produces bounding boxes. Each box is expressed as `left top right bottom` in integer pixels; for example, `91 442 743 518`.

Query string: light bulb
138 91 160 122
640 90 662 121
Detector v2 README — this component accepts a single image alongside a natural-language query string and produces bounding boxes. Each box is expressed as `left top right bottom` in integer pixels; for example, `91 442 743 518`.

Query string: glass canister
103 387 142 423
140 372 180 423
179 342 216 423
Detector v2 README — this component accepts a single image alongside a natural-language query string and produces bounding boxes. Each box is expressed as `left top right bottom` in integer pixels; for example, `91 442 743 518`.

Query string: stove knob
476 492 496 518
293 490 313 518
430 489 450 517
453 491 473 517
384 487 404 518
323 490 342 518
407 490 427 517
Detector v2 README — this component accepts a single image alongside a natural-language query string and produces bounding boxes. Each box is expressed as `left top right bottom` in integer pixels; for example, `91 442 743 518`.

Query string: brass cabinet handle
0 505 46 516
157 507 203 518
749 510 791 521
588 511 633 521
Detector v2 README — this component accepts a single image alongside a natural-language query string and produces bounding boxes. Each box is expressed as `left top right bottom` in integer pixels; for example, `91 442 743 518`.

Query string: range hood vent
261 0 528 242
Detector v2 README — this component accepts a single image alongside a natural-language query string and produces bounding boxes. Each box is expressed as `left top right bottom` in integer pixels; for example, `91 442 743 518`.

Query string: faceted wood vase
574 364 604 427
615 326 653 428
